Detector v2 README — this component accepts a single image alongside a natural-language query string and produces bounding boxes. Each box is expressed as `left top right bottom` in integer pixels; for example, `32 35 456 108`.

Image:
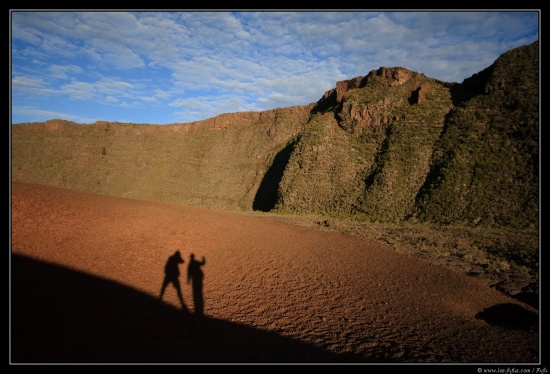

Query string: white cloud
154 90 171 99
47 64 84 79
60 80 96 100
11 11 539 125
11 105 99 123
12 75 47 89
139 96 158 103
11 75 57 97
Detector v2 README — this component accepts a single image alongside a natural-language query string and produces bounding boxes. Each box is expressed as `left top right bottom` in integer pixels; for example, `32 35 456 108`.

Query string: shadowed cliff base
10 254 369 364
253 138 298 212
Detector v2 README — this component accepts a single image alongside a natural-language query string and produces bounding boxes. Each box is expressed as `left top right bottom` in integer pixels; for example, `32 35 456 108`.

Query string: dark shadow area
491 281 539 311
253 138 299 212
310 89 338 115
187 253 205 316
160 250 187 311
363 125 393 189
407 110 456 221
449 64 495 106
11 253 368 363
408 87 421 105
512 291 539 311
475 303 538 330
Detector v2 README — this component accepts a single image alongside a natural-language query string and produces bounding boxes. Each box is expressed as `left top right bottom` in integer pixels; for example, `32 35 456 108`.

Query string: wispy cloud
11 105 100 124
11 10 539 125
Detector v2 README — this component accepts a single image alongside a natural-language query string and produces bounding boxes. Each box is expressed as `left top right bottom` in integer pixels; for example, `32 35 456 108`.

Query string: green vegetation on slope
11 107 311 211
277 68 455 222
11 42 538 230
414 41 539 228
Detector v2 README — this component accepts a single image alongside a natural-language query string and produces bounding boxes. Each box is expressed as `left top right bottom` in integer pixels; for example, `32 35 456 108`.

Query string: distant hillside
11 41 539 229
11 107 312 211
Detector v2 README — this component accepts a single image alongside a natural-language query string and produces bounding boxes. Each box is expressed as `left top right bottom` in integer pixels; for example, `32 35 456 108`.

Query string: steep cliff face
11 41 539 228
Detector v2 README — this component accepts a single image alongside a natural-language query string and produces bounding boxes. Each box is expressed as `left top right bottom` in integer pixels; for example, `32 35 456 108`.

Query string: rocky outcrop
314 67 423 114
370 66 417 86
334 76 364 102
409 82 431 104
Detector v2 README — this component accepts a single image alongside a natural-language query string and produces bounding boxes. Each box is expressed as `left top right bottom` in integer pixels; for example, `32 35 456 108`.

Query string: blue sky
10 10 539 125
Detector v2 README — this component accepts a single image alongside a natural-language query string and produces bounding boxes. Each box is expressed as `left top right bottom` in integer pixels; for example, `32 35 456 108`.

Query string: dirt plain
10 181 541 365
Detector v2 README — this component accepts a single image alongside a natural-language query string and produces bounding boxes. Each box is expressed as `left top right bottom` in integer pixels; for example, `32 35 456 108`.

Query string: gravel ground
10 182 540 364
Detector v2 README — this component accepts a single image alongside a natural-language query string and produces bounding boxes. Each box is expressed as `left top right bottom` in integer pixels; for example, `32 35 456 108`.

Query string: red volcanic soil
10 182 539 364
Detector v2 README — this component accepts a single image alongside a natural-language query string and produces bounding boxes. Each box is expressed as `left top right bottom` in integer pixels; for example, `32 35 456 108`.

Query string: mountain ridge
11 41 539 229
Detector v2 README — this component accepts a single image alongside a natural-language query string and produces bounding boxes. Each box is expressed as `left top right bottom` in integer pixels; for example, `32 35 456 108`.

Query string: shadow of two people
160 250 205 315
